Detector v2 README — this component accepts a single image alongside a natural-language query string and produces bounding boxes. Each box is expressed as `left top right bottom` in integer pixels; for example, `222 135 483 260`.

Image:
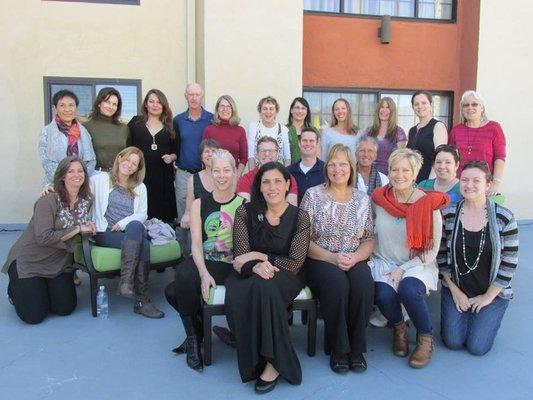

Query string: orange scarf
372 186 449 258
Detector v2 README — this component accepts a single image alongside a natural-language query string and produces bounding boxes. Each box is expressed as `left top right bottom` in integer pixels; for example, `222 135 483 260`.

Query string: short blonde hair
110 146 146 197
213 94 241 126
388 148 423 178
324 143 357 188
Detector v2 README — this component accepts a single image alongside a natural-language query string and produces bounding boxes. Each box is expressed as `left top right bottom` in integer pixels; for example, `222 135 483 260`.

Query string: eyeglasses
462 102 480 108
218 104 232 110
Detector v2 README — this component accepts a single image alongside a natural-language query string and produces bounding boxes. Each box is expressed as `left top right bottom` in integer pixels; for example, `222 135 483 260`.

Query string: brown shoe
393 321 409 357
409 333 433 369
117 240 140 298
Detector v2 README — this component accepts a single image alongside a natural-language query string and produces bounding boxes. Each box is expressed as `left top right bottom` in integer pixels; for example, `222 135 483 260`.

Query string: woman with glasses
438 161 518 355
449 90 506 196
286 97 314 163
407 91 448 183
418 144 462 205
202 95 248 177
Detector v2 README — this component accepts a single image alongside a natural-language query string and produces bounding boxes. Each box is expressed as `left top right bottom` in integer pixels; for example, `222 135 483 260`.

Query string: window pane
95 84 139 122
417 0 453 19
303 0 340 12
50 84 93 120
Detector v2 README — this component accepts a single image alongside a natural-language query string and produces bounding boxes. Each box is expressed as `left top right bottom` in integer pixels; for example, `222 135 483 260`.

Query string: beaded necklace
456 207 487 276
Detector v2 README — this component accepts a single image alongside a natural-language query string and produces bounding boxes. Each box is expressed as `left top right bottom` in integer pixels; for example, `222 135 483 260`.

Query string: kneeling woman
166 149 244 371
370 148 448 368
225 162 310 393
301 143 375 374
438 161 518 355
91 146 164 318
2 156 94 324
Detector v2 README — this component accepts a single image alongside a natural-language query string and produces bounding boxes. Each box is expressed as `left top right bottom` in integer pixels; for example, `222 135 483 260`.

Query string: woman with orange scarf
369 148 449 369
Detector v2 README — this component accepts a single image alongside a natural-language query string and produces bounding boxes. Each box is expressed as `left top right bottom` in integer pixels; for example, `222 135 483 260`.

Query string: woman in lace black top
225 162 310 394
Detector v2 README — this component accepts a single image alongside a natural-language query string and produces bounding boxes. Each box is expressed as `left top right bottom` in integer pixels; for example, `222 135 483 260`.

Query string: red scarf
372 186 449 258
55 114 81 156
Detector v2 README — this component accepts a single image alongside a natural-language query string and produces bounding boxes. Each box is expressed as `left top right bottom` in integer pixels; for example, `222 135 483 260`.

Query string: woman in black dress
128 89 177 223
225 162 310 394
407 90 448 183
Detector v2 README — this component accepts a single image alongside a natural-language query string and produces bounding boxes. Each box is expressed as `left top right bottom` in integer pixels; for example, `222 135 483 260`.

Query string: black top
193 172 211 200
128 116 178 222
233 203 310 275
407 118 438 183
454 221 492 297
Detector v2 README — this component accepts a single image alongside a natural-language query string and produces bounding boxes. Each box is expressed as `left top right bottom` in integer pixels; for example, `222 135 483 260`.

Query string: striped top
437 199 519 300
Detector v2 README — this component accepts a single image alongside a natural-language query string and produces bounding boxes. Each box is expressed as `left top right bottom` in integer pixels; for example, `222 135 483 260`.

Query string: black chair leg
203 308 212 366
90 275 98 318
307 304 317 357
301 310 308 325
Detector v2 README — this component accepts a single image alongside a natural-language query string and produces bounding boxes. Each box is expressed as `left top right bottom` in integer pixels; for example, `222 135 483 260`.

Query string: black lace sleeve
268 208 310 274
232 205 259 276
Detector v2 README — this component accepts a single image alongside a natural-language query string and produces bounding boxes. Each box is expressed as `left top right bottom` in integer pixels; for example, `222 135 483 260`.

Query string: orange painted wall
303 1 480 123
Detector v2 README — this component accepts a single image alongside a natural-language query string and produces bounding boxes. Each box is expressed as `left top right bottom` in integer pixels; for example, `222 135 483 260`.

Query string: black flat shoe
213 325 236 348
172 338 187 354
255 376 279 394
330 354 349 374
349 353 367 373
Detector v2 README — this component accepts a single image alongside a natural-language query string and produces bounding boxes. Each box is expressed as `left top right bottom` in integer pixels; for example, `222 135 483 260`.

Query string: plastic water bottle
96 285 109 319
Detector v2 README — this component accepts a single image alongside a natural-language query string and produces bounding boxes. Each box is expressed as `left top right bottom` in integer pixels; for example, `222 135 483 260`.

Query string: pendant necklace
456 207 487 277
146 122 158 150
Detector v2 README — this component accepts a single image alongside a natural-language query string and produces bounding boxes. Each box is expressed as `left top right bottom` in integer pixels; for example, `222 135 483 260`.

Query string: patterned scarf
55 114 81 156
357 163 382 195
372 186 449 259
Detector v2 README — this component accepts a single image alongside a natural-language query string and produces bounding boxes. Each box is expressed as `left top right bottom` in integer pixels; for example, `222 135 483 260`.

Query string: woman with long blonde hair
321 98 361 160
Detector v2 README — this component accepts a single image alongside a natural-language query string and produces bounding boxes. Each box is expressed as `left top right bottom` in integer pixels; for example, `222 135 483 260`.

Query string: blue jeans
440 286 509 355
374 277 432 334
94 220 150 262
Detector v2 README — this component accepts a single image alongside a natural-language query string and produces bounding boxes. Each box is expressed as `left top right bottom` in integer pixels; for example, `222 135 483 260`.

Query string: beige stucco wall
477 0 532 219
199 0 303 130
0 0 188 223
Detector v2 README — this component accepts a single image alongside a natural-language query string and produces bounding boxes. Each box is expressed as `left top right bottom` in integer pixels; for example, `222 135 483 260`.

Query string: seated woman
165 149 244 371
90 146 164 319
2 156 94 324
301 143 375 374
370 148 449 369
419 144 462 205
179 139 220 230
225 162 310 394
438 161 518 355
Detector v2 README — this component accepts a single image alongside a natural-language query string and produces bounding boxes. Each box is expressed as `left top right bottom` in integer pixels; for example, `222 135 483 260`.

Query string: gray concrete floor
0 223 532 400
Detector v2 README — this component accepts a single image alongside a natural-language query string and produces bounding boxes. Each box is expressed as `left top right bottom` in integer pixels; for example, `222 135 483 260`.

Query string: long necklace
456 207 487 276
394 187 415 203
146 122 159 151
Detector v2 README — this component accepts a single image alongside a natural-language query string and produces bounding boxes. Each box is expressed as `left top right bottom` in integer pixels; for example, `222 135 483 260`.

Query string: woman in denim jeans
438 161 518 355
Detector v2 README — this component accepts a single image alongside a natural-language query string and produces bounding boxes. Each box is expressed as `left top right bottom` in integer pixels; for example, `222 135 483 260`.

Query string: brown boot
392 321 409 357
133 260 165 319
409 333 433 369
117 240 140 298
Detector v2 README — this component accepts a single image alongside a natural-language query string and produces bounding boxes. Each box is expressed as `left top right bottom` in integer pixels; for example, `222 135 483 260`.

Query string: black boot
133 261 165 318
180 316 203 371
117 240 140 297
173 315 203 353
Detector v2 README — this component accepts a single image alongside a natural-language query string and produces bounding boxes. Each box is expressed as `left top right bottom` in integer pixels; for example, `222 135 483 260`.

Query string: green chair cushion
206 285 313 305
74 240 181 272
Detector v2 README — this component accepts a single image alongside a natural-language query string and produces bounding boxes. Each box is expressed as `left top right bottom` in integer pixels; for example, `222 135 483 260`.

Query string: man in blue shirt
173 83 213 252
287 127 325 204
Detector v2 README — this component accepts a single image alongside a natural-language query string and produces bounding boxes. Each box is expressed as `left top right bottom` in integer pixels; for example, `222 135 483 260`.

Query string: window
304 0 455 20
303 88 453 133
44 77 142 124
44 0 140 5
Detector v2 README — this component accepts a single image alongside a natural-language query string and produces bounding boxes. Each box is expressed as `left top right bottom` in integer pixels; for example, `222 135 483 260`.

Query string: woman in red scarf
370 148 449 369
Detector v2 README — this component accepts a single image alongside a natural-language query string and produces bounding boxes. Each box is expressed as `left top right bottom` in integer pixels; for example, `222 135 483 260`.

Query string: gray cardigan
38 119 96 187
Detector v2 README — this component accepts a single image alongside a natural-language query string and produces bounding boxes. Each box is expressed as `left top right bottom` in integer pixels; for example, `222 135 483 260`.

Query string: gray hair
211 149 236 171
356 135 379 153
460 90 488 123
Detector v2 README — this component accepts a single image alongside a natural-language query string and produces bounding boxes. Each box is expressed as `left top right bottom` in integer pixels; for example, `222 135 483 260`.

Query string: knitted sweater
83 115 130 170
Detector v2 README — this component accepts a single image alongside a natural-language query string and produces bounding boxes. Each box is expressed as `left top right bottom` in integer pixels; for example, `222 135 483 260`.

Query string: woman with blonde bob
370 148 449 368
202 95 248 176
91 146 164 318
321 98 360 160
301 143 375 374
365 97 407 174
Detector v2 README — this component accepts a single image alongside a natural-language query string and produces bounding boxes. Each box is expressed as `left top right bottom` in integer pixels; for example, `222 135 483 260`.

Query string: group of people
1 83 518 394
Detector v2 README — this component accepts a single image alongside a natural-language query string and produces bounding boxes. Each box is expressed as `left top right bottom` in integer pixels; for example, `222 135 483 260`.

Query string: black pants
165 258 233 317
8 261 77 325
305 258 374 356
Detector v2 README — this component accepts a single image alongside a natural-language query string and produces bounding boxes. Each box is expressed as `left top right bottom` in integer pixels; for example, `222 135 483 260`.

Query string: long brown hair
141 89 175 138
368 97 399 142
109 147 146 197
89 87 123 124
53 156 92 205
330 98 358 135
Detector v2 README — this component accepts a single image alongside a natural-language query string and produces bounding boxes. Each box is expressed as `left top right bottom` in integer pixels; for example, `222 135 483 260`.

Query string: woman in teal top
418 144 462 205
286 97 314 163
